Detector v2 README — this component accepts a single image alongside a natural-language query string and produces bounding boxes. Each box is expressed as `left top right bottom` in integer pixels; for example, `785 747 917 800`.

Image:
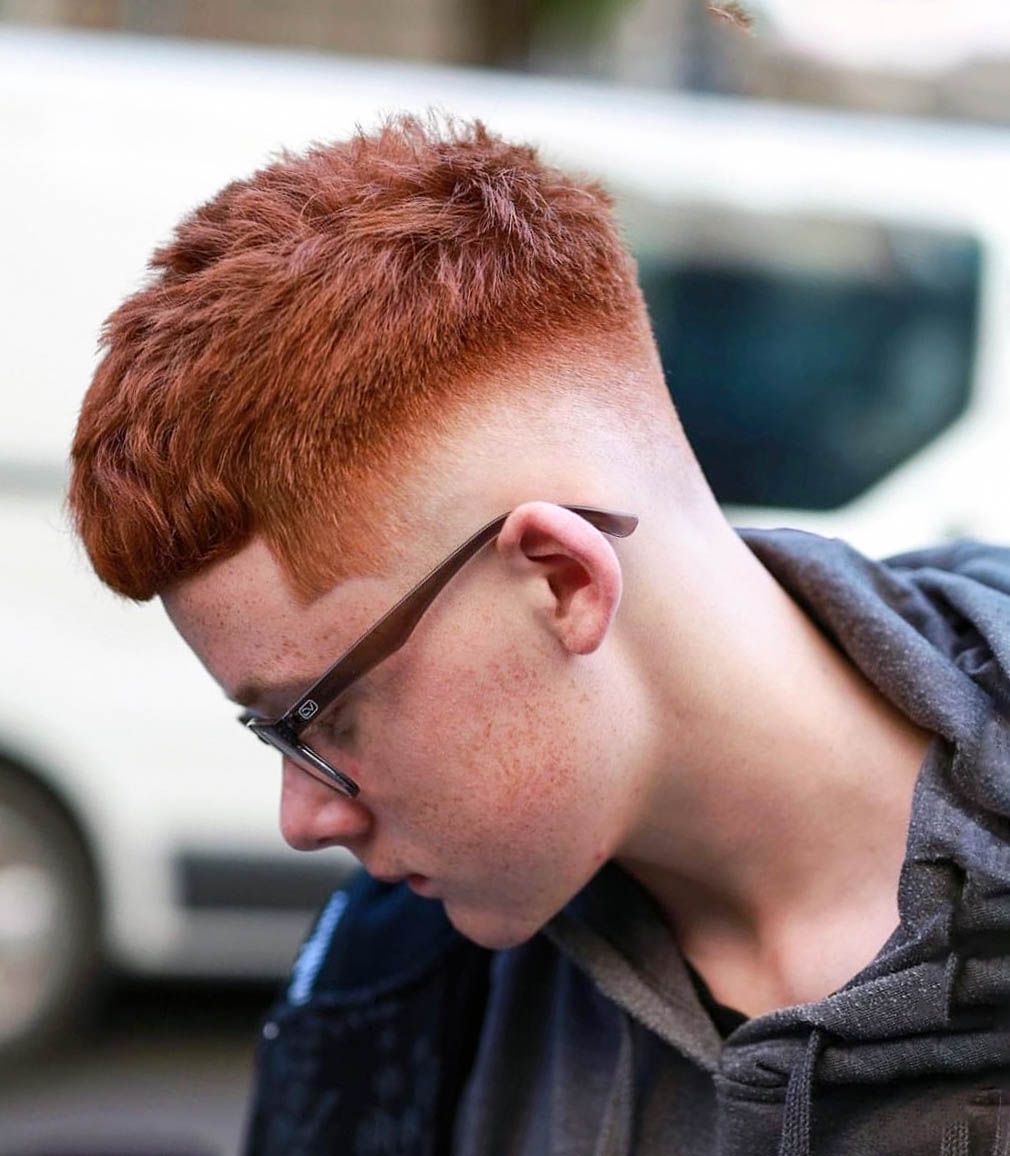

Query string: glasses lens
241 716 359 797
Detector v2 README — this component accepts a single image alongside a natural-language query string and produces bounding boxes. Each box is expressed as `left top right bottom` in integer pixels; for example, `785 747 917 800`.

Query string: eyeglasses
238 504 638 798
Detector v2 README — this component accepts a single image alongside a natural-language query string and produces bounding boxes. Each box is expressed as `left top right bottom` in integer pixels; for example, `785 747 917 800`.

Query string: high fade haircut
69 113 655 603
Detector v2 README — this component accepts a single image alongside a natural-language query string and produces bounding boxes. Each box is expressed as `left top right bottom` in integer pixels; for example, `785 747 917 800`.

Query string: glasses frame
239 504 638 798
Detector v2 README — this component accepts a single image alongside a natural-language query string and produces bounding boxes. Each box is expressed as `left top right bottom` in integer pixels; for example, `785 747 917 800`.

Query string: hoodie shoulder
881 538 1010 718
883 539 1010 599
738 528 1010 727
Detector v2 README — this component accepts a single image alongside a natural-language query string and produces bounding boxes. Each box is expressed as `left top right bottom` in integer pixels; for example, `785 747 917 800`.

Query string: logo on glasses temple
297 700 320 720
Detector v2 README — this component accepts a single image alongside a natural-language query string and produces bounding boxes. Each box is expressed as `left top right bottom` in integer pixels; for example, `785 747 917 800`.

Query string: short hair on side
69 113 650 602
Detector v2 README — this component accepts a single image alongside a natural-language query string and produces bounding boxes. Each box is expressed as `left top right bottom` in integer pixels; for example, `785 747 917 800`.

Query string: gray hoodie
453 528 1010 1156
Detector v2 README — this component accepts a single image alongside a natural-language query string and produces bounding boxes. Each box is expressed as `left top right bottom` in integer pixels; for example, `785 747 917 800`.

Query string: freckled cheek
393 643 570 792
383 695 587 870
361 628 608 867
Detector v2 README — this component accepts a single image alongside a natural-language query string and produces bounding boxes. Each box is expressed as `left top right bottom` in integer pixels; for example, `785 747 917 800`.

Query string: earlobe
496 502 623 656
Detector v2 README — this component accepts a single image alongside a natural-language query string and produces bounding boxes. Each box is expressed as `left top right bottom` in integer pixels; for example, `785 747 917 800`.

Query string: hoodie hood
532 529 1010 1156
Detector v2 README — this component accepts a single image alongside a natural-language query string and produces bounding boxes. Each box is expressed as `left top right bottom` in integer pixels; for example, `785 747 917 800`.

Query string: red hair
69 114 646 601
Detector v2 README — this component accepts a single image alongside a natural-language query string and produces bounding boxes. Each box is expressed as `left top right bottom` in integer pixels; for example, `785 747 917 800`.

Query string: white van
1 24 1007 1059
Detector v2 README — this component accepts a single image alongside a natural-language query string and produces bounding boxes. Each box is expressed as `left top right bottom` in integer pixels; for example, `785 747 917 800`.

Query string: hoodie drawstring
777 1029 824 1156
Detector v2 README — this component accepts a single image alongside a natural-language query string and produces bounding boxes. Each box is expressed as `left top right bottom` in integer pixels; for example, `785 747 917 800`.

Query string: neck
615 521 932 963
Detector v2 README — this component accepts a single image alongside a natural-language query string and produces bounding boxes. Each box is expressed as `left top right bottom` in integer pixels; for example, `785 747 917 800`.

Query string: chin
441 899 545 951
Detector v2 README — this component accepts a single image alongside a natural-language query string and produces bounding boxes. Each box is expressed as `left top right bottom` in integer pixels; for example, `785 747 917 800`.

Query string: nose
279 758 374 851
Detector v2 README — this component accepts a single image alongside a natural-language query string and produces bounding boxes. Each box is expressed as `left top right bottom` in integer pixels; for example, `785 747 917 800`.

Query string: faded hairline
68 113 669 603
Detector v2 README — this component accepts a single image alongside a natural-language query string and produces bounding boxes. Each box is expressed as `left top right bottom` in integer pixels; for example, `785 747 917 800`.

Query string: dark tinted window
630 206 981 509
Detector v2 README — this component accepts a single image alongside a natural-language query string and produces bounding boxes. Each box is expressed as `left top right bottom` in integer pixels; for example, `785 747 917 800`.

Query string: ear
495 502 623 656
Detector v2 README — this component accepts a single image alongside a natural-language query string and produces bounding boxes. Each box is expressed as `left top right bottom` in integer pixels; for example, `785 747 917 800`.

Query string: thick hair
69 114 647 602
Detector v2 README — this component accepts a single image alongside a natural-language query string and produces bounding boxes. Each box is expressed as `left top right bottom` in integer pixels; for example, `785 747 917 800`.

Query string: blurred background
1 1 1008 1152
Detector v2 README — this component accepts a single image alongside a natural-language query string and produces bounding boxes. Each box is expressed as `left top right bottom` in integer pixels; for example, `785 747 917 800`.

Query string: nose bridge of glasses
245 716 360 798
288 751 361 800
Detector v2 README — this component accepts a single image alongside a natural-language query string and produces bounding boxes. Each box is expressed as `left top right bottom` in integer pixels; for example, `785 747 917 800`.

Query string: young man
69 116 1010 1155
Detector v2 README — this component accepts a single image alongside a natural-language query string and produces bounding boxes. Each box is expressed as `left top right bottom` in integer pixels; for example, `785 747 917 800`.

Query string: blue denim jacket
244 870 491 1156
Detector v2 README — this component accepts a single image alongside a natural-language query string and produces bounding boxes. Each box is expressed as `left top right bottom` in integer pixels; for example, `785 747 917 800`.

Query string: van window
625 204 981 509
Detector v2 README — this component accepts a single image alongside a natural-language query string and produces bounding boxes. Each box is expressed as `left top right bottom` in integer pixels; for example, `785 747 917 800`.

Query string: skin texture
164 500 642 951
162 382 935 1015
